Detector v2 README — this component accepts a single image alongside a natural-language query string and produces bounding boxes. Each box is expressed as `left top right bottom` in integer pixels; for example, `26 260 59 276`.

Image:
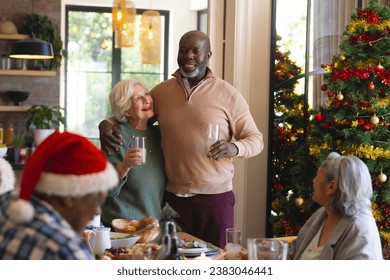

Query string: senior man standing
100 30 263 248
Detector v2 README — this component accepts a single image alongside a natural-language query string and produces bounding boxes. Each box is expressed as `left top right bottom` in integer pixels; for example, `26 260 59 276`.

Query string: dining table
101 231 224 260
176 232 224 259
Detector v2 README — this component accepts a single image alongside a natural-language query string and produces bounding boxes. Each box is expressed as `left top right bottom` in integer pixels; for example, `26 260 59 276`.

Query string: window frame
64 5 169 140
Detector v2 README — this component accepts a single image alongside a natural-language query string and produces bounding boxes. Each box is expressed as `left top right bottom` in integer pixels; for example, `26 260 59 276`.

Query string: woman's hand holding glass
123 147 144 167
116 147 144 179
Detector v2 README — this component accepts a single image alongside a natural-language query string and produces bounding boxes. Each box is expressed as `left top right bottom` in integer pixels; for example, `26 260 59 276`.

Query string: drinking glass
247 238 288 260
207 123 220 152
226 228 242 245
225 228 242 260
134 136 147 164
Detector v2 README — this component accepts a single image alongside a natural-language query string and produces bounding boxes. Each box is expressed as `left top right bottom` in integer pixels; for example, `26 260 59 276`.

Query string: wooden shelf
0 33 29 40
0 106 30 112
0 70 56 76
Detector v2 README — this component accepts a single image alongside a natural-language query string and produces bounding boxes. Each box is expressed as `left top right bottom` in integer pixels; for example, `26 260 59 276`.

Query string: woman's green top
101 123 166 225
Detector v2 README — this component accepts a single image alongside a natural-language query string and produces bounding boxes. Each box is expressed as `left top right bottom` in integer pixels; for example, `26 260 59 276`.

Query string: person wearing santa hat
0 131 118 260
0 158 16 222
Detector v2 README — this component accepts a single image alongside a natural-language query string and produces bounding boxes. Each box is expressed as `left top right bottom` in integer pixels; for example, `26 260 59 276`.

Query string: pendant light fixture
9 0 54 60
112 0 136 48
10 34 53 59
139 9 161 64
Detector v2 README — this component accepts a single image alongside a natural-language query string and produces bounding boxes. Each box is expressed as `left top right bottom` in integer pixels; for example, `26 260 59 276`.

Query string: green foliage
25 104 66 130
271 1 390 258
24 14 65 70
270 35 310 237
299 0 390 258
10 131 26 148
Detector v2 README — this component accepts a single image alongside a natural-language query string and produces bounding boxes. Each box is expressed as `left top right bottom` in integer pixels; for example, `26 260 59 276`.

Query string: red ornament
368 82 375 91
314 113 324 123
323 122 330 129
274 182 283 190
327 90 335 98
321 84 327 91
364 123 373 130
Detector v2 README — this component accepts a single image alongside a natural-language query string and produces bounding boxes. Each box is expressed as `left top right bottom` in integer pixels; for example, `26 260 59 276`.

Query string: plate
203 248 221 257
179 247 220 258
183 248 221 258
178 247 209 255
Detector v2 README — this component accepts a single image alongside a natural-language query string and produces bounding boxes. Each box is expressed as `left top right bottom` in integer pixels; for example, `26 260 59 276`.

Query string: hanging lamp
9 0 54 60
112 0 136 48
139 10 161 64
10 33 54 59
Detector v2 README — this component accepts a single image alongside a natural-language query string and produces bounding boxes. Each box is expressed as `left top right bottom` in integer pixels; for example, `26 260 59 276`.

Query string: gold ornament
339 54 346 61
295 197 304 207
370 114 379 125
336 92 344 101
378 173 387 183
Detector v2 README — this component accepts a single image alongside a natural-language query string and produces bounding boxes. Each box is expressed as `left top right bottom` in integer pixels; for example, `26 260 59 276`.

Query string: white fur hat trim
7 163 118 224
0 158 15 195
35 162 118 197
7 199 35 224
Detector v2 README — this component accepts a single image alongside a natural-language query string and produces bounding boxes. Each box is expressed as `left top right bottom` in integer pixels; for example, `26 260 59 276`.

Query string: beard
180 67 200 78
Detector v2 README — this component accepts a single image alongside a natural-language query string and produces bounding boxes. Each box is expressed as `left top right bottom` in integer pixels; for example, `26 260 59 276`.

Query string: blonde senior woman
100 79 166 226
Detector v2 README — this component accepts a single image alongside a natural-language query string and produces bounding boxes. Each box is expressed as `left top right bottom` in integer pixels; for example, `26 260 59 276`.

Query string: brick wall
0 0 61 139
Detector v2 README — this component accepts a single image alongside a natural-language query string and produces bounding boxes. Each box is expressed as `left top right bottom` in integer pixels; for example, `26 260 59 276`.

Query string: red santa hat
0 158 15 196
7 131 118 223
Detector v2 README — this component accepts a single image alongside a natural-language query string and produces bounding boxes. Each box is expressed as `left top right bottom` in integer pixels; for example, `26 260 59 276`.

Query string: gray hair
109 79 149 123
320 152 373 217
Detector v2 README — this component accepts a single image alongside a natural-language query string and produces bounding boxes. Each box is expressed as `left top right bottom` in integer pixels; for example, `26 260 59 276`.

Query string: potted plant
25 104 65 146
24 14 65 71
6 131 26 163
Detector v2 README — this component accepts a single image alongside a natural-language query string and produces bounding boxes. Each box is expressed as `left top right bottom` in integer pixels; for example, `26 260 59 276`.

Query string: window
267 0 365 237
64 5 169 142
197 9 208 34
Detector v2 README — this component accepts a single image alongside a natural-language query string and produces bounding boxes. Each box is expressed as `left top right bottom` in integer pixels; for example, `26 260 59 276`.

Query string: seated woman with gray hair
289 152 383 259
100 79 166 226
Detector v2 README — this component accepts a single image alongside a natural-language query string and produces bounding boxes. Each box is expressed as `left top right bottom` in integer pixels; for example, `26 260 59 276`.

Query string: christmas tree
269 36 314 237
300 0 390 258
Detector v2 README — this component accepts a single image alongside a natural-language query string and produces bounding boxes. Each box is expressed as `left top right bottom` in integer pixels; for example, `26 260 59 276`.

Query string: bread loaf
138 216 159 229
111 216 160 240
138 226 160 243
112 219 138 233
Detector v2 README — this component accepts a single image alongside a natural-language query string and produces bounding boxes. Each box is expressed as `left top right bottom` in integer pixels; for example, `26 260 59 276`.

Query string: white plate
178 247 209 254
180 248 221 258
